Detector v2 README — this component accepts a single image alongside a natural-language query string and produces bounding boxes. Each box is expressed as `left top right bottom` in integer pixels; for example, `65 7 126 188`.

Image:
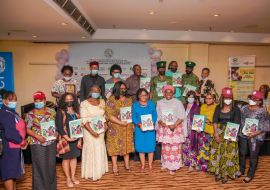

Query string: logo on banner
104 48 114 58
233 58 238 63
0 57 6 73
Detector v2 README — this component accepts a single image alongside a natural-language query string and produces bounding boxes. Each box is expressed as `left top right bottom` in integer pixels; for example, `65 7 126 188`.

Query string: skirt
30 142 57 190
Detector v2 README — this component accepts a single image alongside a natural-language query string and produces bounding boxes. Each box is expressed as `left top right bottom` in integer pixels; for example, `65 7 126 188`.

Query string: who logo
0 57 6 73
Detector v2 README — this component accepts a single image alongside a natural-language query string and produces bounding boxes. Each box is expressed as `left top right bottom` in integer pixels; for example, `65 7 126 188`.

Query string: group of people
0 59 269 190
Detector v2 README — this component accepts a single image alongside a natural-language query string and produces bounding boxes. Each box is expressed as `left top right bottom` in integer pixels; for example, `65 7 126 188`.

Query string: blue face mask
201 77 208 80
91 70 99 75
92 93 100 99
6 101 18 109
187 98 195 103
114 73 120 79
35 102 45 109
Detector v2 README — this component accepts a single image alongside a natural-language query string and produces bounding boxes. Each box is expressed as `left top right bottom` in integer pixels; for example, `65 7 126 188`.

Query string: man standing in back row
181 61 199 104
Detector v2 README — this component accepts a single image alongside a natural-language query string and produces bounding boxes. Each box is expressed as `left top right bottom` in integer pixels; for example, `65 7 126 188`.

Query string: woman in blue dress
132 88 157 173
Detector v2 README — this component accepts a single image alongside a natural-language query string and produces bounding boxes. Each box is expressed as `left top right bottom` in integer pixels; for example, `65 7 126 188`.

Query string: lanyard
67 110 76 120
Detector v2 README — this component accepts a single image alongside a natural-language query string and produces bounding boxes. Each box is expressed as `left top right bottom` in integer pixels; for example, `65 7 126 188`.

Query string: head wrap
162 85 175 96
90 61 99 67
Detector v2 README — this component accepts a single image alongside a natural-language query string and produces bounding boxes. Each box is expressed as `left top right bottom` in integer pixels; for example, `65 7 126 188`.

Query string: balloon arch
148 47 163 76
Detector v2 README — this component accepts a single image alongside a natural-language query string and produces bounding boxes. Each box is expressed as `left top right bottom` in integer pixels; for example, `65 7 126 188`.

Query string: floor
0 157 270 190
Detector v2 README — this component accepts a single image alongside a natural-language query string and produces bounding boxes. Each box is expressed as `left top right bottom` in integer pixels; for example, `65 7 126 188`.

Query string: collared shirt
165 70 182 100
105 77 125 84
125 75 144 103
181 73 199 103
80 74 106 102
150 75 172 105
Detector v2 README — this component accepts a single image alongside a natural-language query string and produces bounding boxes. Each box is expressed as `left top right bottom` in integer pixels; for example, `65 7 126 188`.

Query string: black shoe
243 178 253 183
236 172 245 178
210 172 215 175
215 177 222 182
222 179 228 184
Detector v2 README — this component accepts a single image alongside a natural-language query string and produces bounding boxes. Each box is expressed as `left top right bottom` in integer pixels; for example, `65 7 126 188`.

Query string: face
186 66 193 72
188 94 194 99
158 67 166 72
205 95 214 105
91 86 101 94
133 65 141 76
90 65 99 71
112 69 121 77
201 70 209 79
65 94 74 102
170 62 178 70
34 98 46 105
250 97 261 105
139 91 148 102
3 94 17 105
260 86 265 93
120 84 127 92
165 89 173 100
63 69 72 77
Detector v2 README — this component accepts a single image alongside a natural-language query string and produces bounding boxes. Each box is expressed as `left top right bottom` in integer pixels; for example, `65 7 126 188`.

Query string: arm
132 104 140 126
149 77 154 100
152 102 158 124
2 113 23 144
80 77 86 102
105 98 126 126
25 113 46 143
126 78 136 96
51 81 61 98
55 111 67 136
233 106 241 124
213 106 221 143
101 78 106 99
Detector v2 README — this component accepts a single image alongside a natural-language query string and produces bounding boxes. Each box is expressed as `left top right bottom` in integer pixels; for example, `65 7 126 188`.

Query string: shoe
149 165 154 173
140 165 145 173
243 177 253 183
210 172 215 175
170 170 176 175
71 179 79 185
124 165 131 173
236 172 245 178
215 177 222 182
188 166 193 173
67 179 73 187
222 179 228 184
112 167 119 176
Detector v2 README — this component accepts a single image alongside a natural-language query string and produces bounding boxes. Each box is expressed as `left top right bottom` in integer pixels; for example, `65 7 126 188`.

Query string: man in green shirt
150 61 172 105
181 61 200 103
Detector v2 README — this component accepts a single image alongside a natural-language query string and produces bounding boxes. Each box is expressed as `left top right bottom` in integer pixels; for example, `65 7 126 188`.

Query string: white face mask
224 99 232 105
64 76 72 81
249 100 257 106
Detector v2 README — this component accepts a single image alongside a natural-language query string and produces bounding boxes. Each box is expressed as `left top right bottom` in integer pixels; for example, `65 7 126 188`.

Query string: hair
185 90 197 102
231 67 239 70
168 61 177 69
57 93 80 113
87 85 101 98
259 84 270 99
247 95 263 107
202 68 210 74
219 94 235 110
110 64 122 76
0 89 16 101
157 66 166 70
136 88 149 101
112 81 128 100
61 65 73 74
133 64 141 70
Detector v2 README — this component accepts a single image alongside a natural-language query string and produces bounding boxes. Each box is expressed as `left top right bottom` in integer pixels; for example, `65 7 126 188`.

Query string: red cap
251 90 264 99
33 91 46 100
90 61 99 67
221 87 233 98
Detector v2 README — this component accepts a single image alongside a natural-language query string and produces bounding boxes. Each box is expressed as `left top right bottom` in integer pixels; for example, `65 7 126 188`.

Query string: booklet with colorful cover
69 119 83 138
162 109 174 125
242 118 259 135
120 107 132 123
140 78 151 92
172 73 182 87
182 84 197 97
105 84 114 94
224 122 240 142
156 82 167 96
141 114 154 131
191 115 206 131
90 116 105 134
41 121 56 140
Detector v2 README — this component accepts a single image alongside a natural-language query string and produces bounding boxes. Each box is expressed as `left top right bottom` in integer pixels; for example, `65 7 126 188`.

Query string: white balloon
153 51 161 59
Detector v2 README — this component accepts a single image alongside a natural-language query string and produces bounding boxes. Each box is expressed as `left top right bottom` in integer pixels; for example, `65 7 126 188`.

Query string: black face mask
120 90 126 96
186 70 192 75
65 101 73 107
171 68 177 73
159 71 165 76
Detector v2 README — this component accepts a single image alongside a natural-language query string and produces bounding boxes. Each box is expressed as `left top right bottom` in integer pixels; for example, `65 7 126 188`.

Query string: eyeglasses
205 98 213 100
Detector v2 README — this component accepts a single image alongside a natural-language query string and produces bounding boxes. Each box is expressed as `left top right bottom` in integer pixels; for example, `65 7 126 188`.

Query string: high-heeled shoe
140 165 145 173
243 177 253 183
112 167 119 176
149 165 154 173
124 165 131 173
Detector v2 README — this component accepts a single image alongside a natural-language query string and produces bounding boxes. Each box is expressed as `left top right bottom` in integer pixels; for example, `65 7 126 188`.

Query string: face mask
171 68 177 73
64 76 72 81
159 71 165 76
92 93 100 99
114 73 120 79
35 102 45 109
5 101 18 109
120 90 126 96
186 70 192 75
224 99 232 105
91 70 98 75
249 100 257 106
187 98 195 103
65 101 73 107
201 77 208 80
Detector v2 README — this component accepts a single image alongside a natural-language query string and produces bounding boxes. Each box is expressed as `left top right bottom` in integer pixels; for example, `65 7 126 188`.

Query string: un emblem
104 48 114 58
0 57 6 73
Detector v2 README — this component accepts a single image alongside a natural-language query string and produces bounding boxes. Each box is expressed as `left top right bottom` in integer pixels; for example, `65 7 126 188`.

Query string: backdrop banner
228 55 255 102
69 43 151 83
0 52 14 108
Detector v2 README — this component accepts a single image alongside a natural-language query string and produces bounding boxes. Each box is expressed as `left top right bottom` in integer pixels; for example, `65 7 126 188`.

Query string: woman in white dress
80 85 109 181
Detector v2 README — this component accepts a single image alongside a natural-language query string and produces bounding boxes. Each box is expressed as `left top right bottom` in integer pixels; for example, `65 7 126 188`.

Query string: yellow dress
80 99 108 181
105 95 135 156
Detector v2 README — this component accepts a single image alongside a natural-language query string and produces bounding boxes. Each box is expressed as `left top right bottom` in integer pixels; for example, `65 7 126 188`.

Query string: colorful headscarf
162 85 175 96
206 90 217 100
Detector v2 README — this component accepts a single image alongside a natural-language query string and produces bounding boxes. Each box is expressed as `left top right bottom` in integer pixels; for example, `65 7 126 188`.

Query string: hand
196 129 201 134
90 131 99 137
104 123 108 132
120 121 128 127
67 137 77 142
53 132 59 137
35 134 46 143
132 123 135 132
227 138 233 142
195 91 201 96
104 93 107 97
246 133 256 138
21 141 28 150
169 124 176 130
215 135 221 144
158 120 166 127
205 119 210 125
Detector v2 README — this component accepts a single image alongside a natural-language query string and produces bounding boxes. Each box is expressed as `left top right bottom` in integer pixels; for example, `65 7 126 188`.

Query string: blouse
213 105 241 125
200 103 218 135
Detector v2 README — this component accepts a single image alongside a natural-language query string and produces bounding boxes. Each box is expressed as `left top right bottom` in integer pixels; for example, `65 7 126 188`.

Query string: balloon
148 47 155 55
62 52 69 60
151 66 157 73
154 58 161 62
157 50 163 57
60 49 68 54
55 52 62 61
55 75 62 80
153 51 161 59
58 58 66 65
151 60 156 66
151 54 156 59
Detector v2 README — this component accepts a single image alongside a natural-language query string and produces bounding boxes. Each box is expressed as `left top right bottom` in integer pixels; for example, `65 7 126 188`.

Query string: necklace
139 101 147 107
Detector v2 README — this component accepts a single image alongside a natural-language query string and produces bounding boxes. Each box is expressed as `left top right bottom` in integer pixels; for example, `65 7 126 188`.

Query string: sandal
124 165 131 173
67 179 73 188
215 177 222 182
112 167 119 176
243 177 253 183
188 166 193 173
140 165 145 173
71 179 79 185
222 179 228 184
149 165 154 173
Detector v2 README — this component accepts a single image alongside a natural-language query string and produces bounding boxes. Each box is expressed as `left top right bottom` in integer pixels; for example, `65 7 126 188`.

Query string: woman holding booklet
156 85 186 175
25 91 58 190
196 91 218 172
80 85 109 180
105 81 134 176
56 92 82 187
132 88 157 173
182 90 200 172
239 90 269 183
209 87 241 184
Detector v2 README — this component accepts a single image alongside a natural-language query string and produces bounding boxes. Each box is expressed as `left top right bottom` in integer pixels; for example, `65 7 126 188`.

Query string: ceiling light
231 31 235 33
32 35 37 38
149 11 155 15
81 36 85 38
213 14 220 17
61 23 68 25
143 28 147 30
188 30 192 32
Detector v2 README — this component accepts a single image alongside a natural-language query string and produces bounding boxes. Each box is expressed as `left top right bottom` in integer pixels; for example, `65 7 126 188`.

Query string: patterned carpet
0 156 270 190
